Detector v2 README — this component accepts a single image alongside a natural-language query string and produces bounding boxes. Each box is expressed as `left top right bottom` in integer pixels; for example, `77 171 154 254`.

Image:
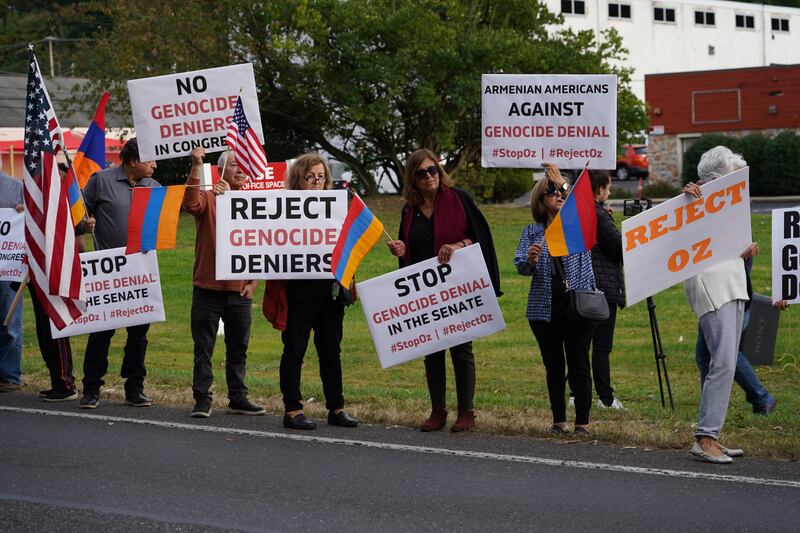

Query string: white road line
3 405 799 489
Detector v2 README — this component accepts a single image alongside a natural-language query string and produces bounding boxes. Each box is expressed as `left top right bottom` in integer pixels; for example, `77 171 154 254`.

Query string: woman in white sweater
683 146 755 464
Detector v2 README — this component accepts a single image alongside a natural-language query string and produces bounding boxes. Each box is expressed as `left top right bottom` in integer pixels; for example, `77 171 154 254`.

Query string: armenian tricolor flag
544 167 597 257
331 194 385 287
126 185 186 254
63 168 86 226
71 92 109 188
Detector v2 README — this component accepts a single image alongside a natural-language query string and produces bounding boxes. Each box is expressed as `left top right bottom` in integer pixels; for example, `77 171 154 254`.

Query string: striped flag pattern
330 193 385 288
224 96 268 180
544 167 597 257
22 46 86 330
126 185 186 254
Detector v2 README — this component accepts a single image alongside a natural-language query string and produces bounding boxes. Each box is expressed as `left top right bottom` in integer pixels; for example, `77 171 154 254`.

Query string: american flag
224 95 268 180
23 46 85 330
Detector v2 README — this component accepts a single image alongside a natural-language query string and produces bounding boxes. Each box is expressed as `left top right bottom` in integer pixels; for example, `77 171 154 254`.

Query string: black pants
591 302 617 405
191 287 252 402
530 318 594 425
82 323 149 396
424 342 475 412
29 287 75 392
280 294 345 412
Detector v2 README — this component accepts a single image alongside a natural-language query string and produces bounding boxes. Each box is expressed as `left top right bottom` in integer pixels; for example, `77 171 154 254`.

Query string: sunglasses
545 180 570 197
414 165 439 180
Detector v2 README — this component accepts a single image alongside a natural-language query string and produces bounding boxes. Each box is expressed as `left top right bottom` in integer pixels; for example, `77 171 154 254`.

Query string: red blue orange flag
544 168 596 257
330 194 385 287
71 92 109 188
63 167 86 226
126 185 186 254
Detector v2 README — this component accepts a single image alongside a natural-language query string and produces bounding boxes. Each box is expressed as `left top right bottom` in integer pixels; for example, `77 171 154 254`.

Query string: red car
614 144 649 180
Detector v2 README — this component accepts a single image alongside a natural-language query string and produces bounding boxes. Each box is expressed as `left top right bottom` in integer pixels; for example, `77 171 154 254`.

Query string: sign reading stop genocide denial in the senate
50 247 165 338
215 190 348 280
481 74 617 169
0 208 27 282
358 244 505 368
772 206 800 304
622 168 751 307
128 63 263 161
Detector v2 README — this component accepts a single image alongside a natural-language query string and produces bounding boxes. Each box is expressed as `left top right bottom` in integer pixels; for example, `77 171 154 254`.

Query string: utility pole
44 36 56 78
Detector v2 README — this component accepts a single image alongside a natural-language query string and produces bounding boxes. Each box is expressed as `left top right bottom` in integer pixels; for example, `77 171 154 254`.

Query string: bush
644 181 681 198
455 166 532 203
737 134 770 195
680 133 736 185
763 131 800 195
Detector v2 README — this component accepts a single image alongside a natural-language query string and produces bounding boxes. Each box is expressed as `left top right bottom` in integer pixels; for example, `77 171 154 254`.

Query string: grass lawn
18 195 800 458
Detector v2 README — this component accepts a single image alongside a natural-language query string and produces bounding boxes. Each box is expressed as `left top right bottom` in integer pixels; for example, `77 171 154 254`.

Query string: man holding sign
0 169 23 393
183 147 262 418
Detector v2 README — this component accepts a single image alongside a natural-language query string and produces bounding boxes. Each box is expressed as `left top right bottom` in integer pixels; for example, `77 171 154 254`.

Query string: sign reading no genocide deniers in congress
215 190 348 280
481 74 617 169
772 207 800 304
0 209 27 282
128 63 263 161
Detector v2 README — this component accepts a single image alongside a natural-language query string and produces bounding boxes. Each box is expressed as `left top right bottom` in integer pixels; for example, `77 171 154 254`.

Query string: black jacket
591 201 625 307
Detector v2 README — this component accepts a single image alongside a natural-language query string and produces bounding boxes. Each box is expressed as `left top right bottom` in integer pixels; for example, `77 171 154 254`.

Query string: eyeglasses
545 180 570 197
303 176 325 185
413 165 439 180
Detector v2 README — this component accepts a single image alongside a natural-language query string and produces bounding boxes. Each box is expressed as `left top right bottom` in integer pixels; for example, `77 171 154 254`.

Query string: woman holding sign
266 153 358 430
387 149 501 433
514 166 596 436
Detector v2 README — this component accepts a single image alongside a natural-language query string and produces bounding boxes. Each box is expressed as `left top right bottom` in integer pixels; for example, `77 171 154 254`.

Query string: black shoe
42 389 78 402
327 410 358 427
79 391 99 409
39 388 54 398
125 392 152 407
283 413 317 430
191 398 212 418
228 398 266 416
574 426 592 437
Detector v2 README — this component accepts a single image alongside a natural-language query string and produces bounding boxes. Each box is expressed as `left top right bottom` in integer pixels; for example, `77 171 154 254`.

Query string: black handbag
553 258 609 325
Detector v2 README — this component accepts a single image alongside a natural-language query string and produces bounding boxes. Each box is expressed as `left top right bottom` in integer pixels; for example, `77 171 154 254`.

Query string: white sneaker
568 397 575 408
597 398 626 410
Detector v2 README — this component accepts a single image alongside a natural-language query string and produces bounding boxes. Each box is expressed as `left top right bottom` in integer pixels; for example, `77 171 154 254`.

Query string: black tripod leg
647 297 675 411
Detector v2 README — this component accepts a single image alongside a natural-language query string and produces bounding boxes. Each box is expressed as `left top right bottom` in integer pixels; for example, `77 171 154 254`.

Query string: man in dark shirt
80 138 158 408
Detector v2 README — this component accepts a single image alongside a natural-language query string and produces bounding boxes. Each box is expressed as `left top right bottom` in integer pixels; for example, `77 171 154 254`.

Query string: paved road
2 393 799 532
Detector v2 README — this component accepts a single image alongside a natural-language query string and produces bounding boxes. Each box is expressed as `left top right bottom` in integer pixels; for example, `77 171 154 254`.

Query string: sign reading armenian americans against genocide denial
0 209 27 282
216 190 348 280
128 63 262 161
358 245 505 368
50 247 165 338
772 206 800 304
622 168 752 306
481 74 616 169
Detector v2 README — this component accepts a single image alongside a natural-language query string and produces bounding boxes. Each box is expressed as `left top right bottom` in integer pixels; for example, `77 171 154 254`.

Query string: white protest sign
215 190 347 280
622 168 751 306
128 63 262 161
771 206 800 304
0 208 27 282
358 244 505 368
481 74 617 169
50 247 165 338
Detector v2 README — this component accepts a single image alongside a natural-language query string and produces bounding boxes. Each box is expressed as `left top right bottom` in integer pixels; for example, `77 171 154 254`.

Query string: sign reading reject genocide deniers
215 190 348 280
772 207 800 304
358 244 505 368
50 247 165 339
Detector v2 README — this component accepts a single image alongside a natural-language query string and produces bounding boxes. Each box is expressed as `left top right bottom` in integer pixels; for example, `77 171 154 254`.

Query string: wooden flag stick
3 274 28 327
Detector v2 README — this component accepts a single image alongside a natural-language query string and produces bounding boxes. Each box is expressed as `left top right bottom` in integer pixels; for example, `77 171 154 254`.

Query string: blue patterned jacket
514 223 596 322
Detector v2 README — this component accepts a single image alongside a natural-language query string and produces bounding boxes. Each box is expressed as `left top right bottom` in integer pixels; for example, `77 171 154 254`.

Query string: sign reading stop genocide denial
215 190 348 280
358 244 505 368
50 247 165 338
481 74 617 169
622 168 752 306
128 63 263 161
772 206 800 304
0 208 27 282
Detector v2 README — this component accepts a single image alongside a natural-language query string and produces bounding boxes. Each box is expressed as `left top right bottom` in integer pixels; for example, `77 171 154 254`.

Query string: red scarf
401 187 467 265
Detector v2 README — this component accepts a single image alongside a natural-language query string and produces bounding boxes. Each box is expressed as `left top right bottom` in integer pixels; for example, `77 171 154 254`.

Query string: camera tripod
646 296 674 410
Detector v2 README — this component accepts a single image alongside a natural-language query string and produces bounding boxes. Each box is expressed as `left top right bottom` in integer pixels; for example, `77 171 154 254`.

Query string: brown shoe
0 381 21 393
451 410 476 433
420 408 448 432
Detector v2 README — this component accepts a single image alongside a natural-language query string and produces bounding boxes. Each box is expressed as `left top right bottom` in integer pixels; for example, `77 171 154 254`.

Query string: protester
683 145 755 463
263 153 358 430
80 138 158 408
587 170 626 409
387 148 501 432
514 165 596 435
0 165 23 393
182 147 263 418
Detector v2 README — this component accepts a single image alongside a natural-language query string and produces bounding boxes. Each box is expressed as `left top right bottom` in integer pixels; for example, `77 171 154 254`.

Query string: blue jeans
695 308 771 410
0 281 23 384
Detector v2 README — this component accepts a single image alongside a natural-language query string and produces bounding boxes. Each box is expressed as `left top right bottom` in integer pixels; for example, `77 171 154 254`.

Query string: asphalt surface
1 393 799 532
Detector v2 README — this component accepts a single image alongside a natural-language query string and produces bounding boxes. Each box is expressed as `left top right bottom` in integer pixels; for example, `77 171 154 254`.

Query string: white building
544 0 800 98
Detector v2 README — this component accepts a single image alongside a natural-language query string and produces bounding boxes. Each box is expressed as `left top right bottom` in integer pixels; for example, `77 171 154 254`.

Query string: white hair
697 145 746 181
217 150 228 169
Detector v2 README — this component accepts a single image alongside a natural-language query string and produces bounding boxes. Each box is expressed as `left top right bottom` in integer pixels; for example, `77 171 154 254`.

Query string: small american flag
23 46 85 330
225 96 268 180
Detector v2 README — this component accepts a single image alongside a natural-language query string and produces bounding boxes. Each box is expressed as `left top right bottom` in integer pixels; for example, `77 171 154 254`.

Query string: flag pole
3 274 28 327
220 86 243 184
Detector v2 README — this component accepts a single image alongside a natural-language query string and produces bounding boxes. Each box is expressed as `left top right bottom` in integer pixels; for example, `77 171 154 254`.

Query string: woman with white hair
683 145 756 463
